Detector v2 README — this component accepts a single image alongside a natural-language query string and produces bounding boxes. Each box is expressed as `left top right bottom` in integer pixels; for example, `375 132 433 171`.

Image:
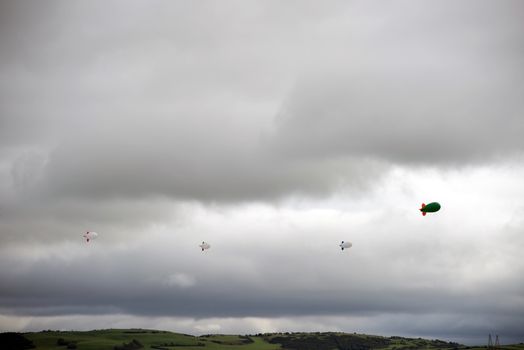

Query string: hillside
0 329 522 350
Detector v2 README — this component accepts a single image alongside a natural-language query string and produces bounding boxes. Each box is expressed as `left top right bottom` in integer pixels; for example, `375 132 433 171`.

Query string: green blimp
419 202 441 216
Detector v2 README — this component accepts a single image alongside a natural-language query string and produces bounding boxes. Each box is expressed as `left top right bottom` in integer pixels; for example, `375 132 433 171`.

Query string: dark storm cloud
1 188 523 342
272 1 524 164
0 0 387 202
2 1 523 203
0 236 521 319
0 210 523 346
1 1 523 204
2 187 524 323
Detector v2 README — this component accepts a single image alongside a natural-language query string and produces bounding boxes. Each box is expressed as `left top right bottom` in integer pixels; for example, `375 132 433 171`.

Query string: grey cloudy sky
1 0 524 345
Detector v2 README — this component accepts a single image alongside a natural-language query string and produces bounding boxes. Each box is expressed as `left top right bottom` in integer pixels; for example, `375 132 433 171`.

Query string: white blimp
339 240 352 250
199 241 210 251
83 231 98 243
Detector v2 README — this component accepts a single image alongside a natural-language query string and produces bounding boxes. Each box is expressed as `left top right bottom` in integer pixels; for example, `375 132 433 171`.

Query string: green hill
0 329 522 350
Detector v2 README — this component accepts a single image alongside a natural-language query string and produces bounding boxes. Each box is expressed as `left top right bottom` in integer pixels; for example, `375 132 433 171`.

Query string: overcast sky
1 0 524 345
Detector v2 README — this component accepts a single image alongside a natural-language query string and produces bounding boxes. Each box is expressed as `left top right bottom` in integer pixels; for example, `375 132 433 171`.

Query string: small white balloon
199 241 210 251
339 241 352 251
83 231 98 243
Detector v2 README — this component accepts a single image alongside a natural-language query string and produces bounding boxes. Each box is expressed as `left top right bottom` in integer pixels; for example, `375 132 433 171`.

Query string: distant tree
114 339 143 350
0 333 35 349
56 337 78 348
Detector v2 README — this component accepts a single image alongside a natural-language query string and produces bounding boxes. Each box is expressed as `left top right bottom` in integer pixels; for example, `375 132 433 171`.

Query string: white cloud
164 273 196 289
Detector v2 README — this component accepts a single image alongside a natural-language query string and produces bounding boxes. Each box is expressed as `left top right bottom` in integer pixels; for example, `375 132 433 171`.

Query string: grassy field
4 329 522 350
21 329 281 350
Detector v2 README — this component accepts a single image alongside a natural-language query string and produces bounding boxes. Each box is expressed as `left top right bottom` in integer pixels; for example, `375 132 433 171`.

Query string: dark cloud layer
0 0 386 202
273 1 524 164
0 227 522 319
1 1 522 202
1 209 523 343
